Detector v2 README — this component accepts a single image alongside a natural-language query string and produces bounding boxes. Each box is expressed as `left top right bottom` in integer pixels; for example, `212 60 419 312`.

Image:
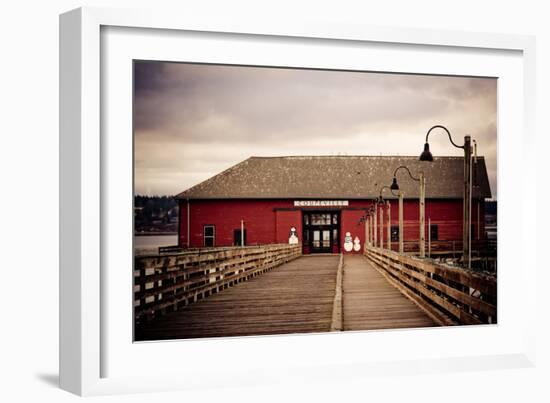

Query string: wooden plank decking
135 255 339 341
343 255 436 331
135 253 438 341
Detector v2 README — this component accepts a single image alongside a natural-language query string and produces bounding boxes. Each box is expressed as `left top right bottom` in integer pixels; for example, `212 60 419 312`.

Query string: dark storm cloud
134 62 166 94
134 62 497 198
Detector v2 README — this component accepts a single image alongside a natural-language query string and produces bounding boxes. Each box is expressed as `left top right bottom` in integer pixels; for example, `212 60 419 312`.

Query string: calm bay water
134 234 178 256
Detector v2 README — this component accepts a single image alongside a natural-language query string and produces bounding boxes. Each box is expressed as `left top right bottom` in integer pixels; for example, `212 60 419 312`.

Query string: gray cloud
134 61 497 199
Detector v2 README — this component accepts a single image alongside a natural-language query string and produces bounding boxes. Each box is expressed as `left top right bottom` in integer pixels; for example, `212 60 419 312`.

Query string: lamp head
390 177 399 190
419 142 434 161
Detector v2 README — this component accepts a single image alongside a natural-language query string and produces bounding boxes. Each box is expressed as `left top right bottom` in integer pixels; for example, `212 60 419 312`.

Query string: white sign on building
294 200 349 207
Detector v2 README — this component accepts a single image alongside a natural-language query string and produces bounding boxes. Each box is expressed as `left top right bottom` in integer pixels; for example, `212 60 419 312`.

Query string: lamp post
378 186 395 251
419 125 471 268
361 205 376 248
379 199 383 249
371 205 376 247
390 166 425 258
369 212 373 246
372 202 378 248
367 205 375 247
386 201 391 250
371 196 387 249
365 215 370 247
373 201 378 248
384 183 404 254
388 187 404 253
398 189 403 253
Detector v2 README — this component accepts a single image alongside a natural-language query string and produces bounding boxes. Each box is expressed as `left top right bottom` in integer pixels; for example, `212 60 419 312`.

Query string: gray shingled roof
176 156 492 200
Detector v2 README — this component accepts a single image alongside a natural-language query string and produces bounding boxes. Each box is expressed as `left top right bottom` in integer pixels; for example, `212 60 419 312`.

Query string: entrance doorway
302 211 340 254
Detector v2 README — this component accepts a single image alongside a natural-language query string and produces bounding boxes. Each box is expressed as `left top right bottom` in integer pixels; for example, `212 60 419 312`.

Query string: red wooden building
176 156 491 254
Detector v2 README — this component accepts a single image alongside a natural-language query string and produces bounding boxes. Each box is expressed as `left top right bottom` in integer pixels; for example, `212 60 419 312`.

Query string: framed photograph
60 7 537 396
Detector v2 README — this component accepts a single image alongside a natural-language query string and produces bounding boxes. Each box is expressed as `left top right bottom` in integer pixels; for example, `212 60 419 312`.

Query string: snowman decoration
288 227 299 245
344 232 353 252
353 236 361 252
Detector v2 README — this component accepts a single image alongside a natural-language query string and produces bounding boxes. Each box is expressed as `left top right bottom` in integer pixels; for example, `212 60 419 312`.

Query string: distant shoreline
134 232 178 236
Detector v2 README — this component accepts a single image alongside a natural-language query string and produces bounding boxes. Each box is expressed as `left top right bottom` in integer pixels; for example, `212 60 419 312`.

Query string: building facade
176 156 491 254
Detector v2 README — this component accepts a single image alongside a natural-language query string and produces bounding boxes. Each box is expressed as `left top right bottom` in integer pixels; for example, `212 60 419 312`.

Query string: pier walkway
136 255 339 340
135 254 436 341
343 255 436 331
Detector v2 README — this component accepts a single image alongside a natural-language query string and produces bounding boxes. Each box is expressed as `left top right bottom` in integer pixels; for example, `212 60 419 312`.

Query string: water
134 234 178 256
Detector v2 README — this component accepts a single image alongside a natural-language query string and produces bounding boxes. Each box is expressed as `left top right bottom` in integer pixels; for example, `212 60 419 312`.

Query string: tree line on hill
134 195 178 234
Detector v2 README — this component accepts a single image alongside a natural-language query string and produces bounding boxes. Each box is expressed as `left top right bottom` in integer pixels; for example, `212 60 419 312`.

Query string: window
233 229 247 246
322 230 330 248
312 230 320 248
391 226 399 242
204 225 215 247
430 224 438 241
311 213 331 225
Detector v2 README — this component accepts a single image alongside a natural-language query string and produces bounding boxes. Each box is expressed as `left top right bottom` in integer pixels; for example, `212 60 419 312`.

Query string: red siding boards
275 210 302 244
179 199 296 248
368 199 465 242
341 209 366 254
178 198 485 251
176 200 192 247
474 199 486 240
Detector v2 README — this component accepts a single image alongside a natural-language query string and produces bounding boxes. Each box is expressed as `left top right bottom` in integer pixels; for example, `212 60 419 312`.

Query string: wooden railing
156 243 284 256
134 243 301 322
379 240 497 255
158 245 185 254
371 240 497 273
364 246 497 326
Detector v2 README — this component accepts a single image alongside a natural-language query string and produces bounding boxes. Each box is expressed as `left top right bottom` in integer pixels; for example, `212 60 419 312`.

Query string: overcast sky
134 61 497 199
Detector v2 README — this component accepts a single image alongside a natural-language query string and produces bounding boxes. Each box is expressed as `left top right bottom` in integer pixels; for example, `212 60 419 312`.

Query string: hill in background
134 195 178 234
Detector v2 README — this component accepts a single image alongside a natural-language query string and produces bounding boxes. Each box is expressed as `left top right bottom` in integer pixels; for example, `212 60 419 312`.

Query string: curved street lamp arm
425 125 464 149
378 185 399 203
393 165 420 182
379 185 392 198
366 200 377 213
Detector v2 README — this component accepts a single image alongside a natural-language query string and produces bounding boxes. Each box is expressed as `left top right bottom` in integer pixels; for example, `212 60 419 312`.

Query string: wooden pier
134 245 496 341
343 255 436 331
135 255 339 340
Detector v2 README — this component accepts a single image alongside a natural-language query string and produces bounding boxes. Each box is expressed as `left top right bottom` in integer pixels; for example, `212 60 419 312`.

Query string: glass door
303 211 339 253
312 230 321 250
322 230 331 251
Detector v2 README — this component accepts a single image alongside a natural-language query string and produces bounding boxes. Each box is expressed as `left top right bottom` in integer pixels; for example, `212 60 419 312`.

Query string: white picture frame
59 6 537 396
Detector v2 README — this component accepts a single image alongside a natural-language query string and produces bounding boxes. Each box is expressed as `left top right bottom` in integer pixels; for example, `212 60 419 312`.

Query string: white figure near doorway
288 227 299 244
353 236 361 251
344 232 353 252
